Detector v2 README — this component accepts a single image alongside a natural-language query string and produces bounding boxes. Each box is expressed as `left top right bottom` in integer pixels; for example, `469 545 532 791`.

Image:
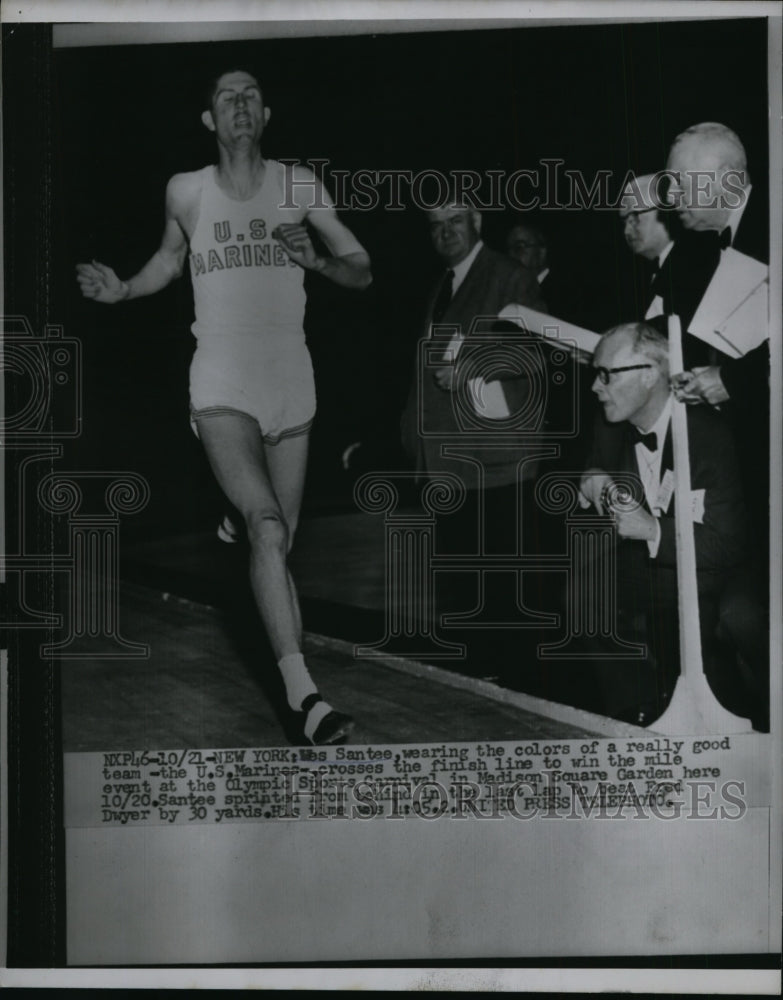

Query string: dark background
51 16 769 535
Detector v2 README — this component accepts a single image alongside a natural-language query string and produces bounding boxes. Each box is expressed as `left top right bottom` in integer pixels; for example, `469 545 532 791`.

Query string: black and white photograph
2 1 781 989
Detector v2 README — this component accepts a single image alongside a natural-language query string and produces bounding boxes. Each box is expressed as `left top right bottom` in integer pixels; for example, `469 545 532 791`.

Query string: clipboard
496 303 601 355
688 248 769 358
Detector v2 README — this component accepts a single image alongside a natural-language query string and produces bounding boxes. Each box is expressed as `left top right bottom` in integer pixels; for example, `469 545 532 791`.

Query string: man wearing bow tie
665 125 769 722
664 122 768 408
578 322 753 724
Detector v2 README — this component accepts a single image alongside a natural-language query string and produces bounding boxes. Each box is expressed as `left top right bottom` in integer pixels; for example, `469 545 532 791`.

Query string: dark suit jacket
730 185 769 264
651 188 768 331
645 190 769 541
587 405 747 605
714 188 770 406
401 244 546 488
703 189 770 539
648 230 721 366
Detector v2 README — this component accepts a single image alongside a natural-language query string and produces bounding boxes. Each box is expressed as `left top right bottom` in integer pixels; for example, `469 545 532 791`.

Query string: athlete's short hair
204 67 265 111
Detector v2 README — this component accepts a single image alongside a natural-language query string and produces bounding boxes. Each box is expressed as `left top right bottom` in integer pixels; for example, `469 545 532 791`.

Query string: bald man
665 123 770 729
665 122 769 550
665 122 768 407
666 122 767 262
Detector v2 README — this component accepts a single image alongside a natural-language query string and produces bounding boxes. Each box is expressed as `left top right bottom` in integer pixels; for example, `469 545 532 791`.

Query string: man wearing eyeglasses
505 219 585 327
506 223 550 301
577 322 756 725
620 176 673 266
619 174 719 362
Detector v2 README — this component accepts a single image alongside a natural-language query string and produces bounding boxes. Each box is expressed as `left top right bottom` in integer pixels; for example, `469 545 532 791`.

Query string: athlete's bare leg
195 412 352 743
197 413 304 657
264 427 309 645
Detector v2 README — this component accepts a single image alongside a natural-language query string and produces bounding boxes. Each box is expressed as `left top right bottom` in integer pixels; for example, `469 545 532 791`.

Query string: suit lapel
657 424 675 520
660 425 673 481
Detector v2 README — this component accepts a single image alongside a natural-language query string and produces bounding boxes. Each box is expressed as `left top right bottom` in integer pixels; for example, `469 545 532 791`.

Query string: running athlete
76 68 371 745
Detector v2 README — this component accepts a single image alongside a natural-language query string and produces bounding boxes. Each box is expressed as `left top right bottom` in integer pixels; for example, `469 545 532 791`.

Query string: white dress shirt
433 239 483 351
451 239 483 296
439 240 510 418
633 397 672 558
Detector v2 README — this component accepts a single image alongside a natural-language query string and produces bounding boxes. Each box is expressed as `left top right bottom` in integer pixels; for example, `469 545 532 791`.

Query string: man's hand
433 366 456 391
673 365 729 407
578 469 613 513
76 260 129 304
572 346 594 367
272 223 321 270
613 506 659 541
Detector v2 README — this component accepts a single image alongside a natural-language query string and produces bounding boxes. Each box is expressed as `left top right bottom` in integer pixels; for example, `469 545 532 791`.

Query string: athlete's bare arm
272 167 371 290
76 172 199 303
273 219 371 290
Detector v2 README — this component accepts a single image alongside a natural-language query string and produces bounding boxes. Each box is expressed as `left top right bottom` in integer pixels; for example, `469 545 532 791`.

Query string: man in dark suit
505 218 591 464
579 322 755 725
666 123 769 719
506 222 551 307
619 173 720 361
665 122 768 408
401 198 548 630
505 218 587 326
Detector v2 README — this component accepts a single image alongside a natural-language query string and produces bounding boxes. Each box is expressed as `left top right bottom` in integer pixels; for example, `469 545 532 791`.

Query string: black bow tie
632 427 658 451
718 226 732 250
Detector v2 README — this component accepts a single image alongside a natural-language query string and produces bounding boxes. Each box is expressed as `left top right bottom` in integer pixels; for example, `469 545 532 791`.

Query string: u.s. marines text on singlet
189 161 307 340
188 161 317 442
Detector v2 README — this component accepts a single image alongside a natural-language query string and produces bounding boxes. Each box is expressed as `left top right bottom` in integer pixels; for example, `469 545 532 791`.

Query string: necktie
632 427 658 451
431 269 454 324
718 226 732 250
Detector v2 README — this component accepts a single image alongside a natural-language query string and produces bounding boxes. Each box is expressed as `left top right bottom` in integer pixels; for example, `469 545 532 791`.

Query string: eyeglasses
620 207 658 226
592 364 652 385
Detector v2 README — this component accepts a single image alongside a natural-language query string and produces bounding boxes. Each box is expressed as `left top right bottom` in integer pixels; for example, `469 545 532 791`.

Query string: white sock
278 653 318 711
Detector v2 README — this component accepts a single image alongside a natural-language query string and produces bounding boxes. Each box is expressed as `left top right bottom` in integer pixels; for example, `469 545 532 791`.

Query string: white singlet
188 160 316 442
